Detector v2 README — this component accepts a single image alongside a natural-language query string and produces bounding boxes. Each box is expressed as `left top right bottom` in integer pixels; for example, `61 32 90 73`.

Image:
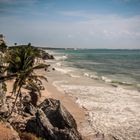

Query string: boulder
42 53 54 60
3 97 82 140
9 96 37 132
25 98 82 140
26 109 55 139
26 109 82 140
38 98 77 129
22 95 37 116
10 115 29 132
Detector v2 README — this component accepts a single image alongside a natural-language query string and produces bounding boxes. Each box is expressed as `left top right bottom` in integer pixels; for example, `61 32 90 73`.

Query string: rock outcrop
25 98 82 140
1 97 82 140
39 98 77 129
42 52 54 60
0 94 120 140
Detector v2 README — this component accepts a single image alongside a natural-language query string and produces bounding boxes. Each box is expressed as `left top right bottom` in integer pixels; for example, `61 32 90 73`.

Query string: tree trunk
7 86 21 119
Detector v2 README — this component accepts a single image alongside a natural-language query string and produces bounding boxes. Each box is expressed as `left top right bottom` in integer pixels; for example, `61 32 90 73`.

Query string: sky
0 0 140 49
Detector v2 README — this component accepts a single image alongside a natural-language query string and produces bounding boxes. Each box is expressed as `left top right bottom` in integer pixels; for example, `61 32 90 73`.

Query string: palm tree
5 45 49 117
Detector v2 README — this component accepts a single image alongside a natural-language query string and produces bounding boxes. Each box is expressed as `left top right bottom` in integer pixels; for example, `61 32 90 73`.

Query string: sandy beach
5 57 140 140
40 57 140 140
6 69 93 139
40 72 86 125
36 68 95 139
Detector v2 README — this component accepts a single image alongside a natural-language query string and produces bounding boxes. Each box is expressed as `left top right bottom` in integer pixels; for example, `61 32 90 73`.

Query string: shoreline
5 69 92 139
48 49 140 92
40 73 86 127
4 51 140 140
41 54 140 140
37 68 95 139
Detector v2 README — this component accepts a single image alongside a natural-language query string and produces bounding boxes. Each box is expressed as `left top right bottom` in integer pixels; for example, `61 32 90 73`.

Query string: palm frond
32 63 50 70
30 74 48 82
0 73 17 82
0 65 6 69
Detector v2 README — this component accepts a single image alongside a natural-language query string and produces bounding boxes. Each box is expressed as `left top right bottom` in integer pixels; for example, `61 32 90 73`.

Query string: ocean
51 49 140 89
45 49 140 140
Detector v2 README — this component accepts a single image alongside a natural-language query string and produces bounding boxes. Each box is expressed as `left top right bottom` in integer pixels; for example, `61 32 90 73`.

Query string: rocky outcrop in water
42 52 54 60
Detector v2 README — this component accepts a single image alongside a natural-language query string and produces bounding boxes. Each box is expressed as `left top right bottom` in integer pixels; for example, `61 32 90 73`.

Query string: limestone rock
23 102 37 116
10 115 29 132
2 97 82 140
26 98 82 140
26 109 54 139
39 98 77 129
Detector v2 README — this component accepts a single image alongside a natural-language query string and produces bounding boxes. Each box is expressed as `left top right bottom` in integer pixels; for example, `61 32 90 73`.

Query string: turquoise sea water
52 49 140 88
47 49 140 139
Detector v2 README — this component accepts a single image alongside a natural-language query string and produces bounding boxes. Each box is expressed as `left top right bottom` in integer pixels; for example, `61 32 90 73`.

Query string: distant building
0 34 5 45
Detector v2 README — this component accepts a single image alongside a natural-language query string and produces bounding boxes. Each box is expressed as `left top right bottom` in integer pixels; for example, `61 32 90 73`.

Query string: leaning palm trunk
7 86 21 119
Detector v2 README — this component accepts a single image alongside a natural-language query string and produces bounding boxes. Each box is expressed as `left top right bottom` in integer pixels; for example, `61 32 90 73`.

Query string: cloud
0 0 36 5
59 10 87 17
0 0 46 17
113 0 140 3
0 8 140 48
67 34 74 38
59 10 140 39
0 0 15 4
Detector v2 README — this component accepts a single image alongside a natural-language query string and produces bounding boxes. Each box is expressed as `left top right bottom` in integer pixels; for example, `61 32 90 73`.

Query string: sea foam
55 55 68 61
55 83 140 140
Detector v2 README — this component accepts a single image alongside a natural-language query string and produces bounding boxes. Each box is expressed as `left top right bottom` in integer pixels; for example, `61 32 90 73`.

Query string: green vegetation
0 43 49 118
